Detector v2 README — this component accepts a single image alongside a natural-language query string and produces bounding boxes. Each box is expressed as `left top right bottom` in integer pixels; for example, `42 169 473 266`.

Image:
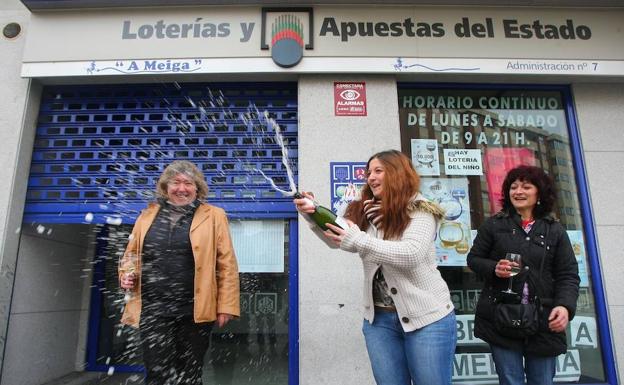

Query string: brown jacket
120 202 240 328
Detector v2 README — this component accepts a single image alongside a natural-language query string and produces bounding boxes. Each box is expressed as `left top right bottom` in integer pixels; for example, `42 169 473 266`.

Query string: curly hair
500 165 556 218
155 160 209 200
344 150 420 240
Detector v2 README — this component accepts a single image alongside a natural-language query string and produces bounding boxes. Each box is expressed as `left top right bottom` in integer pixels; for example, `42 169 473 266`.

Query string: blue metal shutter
24 82 298 224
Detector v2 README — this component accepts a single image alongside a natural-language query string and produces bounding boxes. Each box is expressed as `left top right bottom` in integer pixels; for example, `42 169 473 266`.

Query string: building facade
0 0 623 384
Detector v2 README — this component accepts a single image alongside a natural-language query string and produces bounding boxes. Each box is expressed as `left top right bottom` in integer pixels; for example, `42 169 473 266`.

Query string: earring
537 200 541 205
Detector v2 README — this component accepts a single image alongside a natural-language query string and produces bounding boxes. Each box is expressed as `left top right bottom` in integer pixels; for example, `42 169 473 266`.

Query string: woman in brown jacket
119 160 240 385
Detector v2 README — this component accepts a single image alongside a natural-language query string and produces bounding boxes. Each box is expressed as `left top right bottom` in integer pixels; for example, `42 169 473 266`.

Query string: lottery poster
421 178 472 266
567 230 589 287
411 139 440 176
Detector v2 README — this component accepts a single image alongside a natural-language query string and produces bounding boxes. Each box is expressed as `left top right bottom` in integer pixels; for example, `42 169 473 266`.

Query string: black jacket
467 210 580 356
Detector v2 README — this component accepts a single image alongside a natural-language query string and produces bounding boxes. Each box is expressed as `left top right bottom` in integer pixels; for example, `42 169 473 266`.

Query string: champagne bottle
294 192 348 232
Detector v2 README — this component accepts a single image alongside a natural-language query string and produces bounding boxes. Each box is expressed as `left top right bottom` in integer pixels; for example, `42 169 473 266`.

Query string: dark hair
500 165 556 218
344 150 420 239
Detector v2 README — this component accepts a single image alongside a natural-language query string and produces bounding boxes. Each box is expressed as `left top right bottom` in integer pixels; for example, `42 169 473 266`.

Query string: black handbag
492 226 548 339
493 297 540 339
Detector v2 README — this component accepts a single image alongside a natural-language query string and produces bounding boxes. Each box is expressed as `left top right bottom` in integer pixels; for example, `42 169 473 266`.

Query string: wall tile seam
10 309 86 315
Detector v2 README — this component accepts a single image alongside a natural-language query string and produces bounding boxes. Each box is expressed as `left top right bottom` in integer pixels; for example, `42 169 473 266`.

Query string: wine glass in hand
502 253 522 294
119 252 138 302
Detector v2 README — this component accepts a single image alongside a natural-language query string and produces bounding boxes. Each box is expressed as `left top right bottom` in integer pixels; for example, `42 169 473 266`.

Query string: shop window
556 157 569 166
398 86 606 384
96 220 291 383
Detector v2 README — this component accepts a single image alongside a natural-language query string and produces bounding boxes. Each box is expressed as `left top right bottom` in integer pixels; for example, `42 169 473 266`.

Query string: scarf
363 198 383 228
157 198 199 228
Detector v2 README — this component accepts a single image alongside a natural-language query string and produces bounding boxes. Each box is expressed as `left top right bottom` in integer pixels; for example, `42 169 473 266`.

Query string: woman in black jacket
467 165 580 385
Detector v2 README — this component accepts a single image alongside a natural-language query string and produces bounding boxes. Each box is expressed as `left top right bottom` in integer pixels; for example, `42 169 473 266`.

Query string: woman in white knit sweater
294 150 456 385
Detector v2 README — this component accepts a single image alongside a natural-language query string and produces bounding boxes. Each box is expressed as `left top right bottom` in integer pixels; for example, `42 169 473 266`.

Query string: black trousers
140 313 213 385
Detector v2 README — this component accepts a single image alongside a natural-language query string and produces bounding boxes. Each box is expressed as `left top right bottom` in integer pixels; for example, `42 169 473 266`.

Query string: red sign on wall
334 82 367 116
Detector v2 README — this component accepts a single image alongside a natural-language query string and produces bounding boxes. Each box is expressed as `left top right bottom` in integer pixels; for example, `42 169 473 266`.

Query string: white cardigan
340 195 454 332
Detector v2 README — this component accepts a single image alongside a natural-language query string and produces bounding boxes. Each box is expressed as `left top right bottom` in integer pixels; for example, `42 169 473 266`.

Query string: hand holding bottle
293 191 349 233
293 191 317 214
324 222 354 247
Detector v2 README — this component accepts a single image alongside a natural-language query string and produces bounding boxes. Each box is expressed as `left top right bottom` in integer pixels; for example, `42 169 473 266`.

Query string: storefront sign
86 59 203 75
20 7 624 77
334 82 367 116
456 312 598 350
452 350 581 383
456 314 486 346
260 8 314 68
570 316 598 348
444 149 483 175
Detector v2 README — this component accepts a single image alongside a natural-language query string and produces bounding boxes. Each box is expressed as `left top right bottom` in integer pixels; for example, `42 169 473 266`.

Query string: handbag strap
532 223 550 298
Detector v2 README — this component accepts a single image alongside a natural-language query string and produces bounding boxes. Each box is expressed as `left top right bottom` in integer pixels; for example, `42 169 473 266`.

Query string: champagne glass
119 252 138 302
502 253 522 294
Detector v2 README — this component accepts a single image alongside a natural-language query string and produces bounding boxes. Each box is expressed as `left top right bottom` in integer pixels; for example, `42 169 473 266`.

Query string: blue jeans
490 344 557 385
362 310 456 385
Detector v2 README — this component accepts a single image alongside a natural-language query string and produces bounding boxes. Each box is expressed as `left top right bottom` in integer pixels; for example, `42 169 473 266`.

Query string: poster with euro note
421 178 472 266
411 139 440 176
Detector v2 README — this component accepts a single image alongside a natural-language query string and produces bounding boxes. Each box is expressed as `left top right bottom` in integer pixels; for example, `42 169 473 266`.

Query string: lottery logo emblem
261 8 313 68
271 14 304 68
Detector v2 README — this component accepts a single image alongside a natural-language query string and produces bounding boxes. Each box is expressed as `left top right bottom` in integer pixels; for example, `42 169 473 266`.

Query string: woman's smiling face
367 158 385 199
509 178 539 214
166 173 197 206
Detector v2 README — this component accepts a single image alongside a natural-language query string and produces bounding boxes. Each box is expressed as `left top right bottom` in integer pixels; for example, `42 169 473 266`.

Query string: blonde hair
155 160 209 200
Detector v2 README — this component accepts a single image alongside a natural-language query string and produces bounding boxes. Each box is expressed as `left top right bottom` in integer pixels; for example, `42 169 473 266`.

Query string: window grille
25 82 298 223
